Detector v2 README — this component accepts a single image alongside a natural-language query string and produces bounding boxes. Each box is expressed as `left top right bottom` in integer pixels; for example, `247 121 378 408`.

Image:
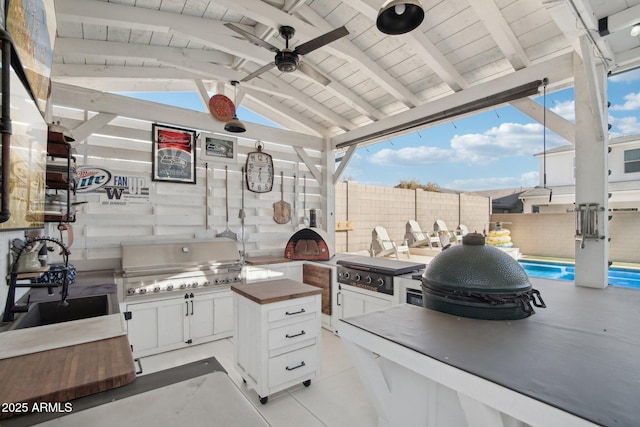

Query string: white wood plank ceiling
51 0 640 150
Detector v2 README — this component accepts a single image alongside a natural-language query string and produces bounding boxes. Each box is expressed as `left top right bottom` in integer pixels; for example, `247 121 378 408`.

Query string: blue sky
124 68 640 192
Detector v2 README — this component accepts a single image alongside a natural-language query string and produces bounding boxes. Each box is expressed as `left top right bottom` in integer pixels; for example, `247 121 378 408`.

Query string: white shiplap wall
51 107 324 271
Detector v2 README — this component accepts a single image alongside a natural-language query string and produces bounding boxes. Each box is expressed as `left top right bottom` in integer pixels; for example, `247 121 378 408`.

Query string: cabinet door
340 289 391 320
213 293 233 336
126 297 188 356
189 293 215 342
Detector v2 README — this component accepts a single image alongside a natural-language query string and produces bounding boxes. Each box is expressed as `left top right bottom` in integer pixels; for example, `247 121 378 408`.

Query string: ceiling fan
224 23 349 86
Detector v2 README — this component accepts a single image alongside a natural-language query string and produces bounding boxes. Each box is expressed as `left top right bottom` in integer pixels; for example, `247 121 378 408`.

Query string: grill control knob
192 282 199 288
153 286 161 293
203 280 211 286
127 288 135 295
138 288 147 294
365 276 372 284
354 274 361 281
166 285 174 291
343 272 350 279
179 283 187 289
376 278 385 286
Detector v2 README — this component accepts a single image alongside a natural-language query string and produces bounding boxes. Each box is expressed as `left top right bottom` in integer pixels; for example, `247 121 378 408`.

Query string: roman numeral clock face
245 150 274 193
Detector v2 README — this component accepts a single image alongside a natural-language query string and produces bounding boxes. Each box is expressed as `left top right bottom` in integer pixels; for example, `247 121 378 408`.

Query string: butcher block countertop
231 279 321 304
0 334 136 419
0 313 136 420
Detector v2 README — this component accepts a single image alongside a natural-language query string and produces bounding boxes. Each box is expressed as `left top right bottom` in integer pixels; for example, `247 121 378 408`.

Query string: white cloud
551 100 575 121
520 171 539 187
366 122 565 168
448 171 539 191
609 115 640 135
611 92 640 111
449 123 564 163
368 146 452 166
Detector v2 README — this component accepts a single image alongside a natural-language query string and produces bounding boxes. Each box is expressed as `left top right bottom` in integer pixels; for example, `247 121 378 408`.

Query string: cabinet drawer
267 297 318 323
268 345 318 388
268 318 318 352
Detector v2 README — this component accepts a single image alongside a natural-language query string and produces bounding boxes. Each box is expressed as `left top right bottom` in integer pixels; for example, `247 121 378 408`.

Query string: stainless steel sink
9 294 114 330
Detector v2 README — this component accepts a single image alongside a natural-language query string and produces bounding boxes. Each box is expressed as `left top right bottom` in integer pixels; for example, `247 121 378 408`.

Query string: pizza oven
284 228 334 261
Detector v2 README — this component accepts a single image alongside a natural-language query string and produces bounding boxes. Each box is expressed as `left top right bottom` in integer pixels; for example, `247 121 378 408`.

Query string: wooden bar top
231 279 321 305
0 335 136 419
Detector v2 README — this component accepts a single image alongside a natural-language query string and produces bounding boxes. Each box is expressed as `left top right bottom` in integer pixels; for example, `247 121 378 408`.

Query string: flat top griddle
337 255 425 276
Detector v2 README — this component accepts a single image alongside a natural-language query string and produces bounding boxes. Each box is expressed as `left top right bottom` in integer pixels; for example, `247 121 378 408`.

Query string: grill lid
121 238 241 276
421 233 545 320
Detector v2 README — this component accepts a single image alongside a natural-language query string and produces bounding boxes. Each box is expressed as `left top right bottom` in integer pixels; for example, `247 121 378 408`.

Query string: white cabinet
232 279 322 404
125 289 233 358
337 285 392 321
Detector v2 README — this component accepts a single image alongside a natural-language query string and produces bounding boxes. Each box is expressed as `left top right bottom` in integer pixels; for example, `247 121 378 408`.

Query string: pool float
488 229 510 237
486 235 511 245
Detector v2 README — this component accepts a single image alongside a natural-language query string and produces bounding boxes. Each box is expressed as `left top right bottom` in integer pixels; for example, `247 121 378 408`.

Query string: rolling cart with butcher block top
231 279 322 404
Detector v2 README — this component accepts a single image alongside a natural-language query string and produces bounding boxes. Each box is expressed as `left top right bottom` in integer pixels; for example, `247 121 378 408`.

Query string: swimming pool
519 260 640 289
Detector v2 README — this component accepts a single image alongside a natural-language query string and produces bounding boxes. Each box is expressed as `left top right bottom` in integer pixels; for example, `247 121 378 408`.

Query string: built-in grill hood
118 238 243 300
121 238 241 277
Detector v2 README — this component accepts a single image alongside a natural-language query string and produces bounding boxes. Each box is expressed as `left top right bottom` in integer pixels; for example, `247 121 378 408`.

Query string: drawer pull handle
286 330 306 339
285 361 306 371
285 308 306 316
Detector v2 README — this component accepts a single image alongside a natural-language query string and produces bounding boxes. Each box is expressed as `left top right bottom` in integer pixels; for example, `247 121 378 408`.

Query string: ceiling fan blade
241 62 276 82
298 62 331 86
294 26 349 56
224 23 280 53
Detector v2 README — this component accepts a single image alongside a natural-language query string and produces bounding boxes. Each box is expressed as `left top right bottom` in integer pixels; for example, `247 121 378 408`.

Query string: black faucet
3 237 71 322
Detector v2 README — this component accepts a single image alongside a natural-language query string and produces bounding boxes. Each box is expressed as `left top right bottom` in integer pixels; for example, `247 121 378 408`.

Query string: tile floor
135 329 378 427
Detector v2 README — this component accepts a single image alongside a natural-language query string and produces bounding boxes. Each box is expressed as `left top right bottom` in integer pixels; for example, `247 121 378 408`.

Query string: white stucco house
520 134 640 213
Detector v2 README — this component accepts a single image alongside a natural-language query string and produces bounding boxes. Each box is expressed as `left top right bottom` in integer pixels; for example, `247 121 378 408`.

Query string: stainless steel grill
117 239 242 301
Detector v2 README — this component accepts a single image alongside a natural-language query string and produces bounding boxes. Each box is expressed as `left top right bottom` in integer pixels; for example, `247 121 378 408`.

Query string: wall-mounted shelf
45 138 77 223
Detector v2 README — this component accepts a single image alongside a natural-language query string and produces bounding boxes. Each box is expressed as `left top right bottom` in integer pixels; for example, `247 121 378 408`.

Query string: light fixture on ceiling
376 0 425 35
631 23 640 37
225 80 246 133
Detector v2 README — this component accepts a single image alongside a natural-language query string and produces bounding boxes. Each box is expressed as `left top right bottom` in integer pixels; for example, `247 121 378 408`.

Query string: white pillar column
322 137 336 248
573 39 609 288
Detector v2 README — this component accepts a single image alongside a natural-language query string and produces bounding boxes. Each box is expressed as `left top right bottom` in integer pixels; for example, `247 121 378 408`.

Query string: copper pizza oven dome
285 227 334 261
421 233 545 320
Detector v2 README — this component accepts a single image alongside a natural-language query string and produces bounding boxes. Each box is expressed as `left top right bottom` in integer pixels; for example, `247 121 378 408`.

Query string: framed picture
152 124 196 184
200 133 237 162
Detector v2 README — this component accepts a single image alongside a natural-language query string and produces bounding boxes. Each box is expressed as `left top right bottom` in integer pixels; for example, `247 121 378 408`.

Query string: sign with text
76 167 150 205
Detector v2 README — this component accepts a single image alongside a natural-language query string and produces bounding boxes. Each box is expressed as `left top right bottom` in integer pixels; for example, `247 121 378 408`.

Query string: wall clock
245 143 273 193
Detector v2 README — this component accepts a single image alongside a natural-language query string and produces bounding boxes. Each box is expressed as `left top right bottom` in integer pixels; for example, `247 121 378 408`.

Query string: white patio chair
405 220 440 248
434 219 458 246
370 226 410 259
455 224 470 244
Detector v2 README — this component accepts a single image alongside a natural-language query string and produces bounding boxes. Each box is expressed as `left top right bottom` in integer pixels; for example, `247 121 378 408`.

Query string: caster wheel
303 379 311 387
259 396 268 404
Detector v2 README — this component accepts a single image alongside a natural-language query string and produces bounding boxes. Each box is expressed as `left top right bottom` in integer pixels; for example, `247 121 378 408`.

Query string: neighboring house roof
492 192 525 210
534 134 640 157
520 181 640 199
473 188 532 200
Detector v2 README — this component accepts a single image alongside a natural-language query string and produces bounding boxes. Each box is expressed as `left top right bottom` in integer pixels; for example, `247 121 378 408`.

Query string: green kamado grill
421 233 545 320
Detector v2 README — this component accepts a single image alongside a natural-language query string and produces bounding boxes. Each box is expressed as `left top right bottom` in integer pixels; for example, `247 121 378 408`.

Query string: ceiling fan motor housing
275 51 299 72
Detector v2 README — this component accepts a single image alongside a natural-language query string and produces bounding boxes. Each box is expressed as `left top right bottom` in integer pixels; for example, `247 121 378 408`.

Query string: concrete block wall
609 212 640 262
491 212 640 263
335 183 491 254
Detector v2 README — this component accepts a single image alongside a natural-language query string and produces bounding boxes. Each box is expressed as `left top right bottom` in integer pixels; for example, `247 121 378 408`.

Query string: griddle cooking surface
338 255 425 275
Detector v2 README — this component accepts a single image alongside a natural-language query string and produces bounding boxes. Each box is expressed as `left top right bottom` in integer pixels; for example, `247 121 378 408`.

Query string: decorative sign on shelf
151 124 196 184
200 133 237 163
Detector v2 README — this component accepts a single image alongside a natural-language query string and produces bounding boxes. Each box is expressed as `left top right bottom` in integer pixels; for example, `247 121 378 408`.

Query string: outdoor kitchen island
338 277 640 427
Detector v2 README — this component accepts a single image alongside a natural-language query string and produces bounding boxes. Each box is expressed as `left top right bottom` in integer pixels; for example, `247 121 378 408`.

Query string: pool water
519 260 640 289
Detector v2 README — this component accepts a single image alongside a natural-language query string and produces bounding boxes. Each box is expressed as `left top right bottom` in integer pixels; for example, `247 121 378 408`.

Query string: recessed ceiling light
631 23 640 37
